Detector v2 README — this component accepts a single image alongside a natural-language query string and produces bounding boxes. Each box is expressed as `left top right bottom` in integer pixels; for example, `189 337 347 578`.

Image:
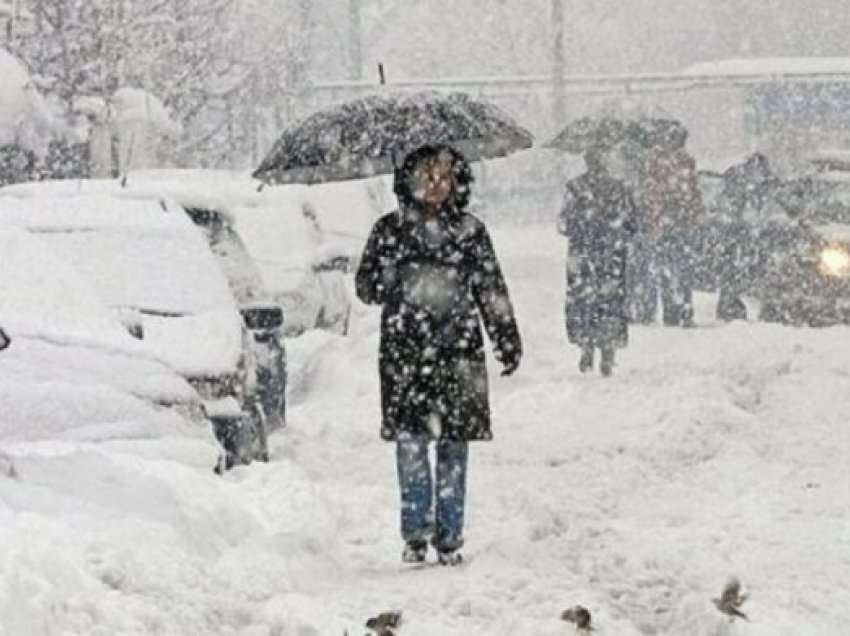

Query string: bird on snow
712 576 749 621
0 452 16 479
366 610 402 635
561 605 593 632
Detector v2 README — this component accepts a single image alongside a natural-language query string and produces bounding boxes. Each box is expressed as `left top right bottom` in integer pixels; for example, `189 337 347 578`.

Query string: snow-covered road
2 225 849 635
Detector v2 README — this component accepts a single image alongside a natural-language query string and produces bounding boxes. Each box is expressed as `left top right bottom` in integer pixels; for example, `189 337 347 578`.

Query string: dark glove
500 355 520 377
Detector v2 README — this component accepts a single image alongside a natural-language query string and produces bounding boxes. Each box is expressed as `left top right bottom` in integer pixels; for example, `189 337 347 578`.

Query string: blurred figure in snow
633 130 704 326
559 148 638 376
714 153 777 321
355 144 522 566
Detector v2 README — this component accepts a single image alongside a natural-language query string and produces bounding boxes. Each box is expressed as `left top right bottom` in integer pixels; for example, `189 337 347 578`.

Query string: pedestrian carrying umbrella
543 116 628 154
252 91 533 185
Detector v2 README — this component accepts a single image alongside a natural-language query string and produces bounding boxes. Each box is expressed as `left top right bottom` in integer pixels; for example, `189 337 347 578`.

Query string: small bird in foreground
365 610 402 635
712 576 749 622
561 605 593 632
0 452 16 479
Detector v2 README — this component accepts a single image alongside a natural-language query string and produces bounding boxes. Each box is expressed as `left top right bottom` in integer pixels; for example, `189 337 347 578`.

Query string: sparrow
712 576 749 621
561 605 593 631
366 610 402 635
0 452 16 479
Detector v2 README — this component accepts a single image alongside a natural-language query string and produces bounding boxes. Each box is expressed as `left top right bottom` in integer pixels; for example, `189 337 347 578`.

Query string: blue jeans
396 434 468 552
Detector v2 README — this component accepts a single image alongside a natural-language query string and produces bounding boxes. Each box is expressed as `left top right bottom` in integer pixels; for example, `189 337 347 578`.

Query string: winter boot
437 549 463 566
402 540 428 564
578 347 594 373
600 347 615 377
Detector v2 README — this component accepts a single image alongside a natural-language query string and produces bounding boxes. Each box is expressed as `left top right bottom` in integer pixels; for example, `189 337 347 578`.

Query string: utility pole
349 0 362 80
3 0 16 43
551 0 565 125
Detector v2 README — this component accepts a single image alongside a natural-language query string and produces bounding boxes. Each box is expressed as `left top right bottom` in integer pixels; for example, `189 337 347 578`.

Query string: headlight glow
819 247 850 277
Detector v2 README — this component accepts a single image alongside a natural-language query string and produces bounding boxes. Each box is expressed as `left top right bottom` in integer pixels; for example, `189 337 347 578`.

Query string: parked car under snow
0 193 280 469
121 169 358 336
2 172 357 337
0 226 201 443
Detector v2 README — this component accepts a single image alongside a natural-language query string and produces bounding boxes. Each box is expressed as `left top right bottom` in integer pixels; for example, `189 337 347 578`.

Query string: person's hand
500 356 520 377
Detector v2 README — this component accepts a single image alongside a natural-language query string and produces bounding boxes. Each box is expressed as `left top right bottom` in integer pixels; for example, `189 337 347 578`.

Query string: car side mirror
0 328 10 351
241 304 284 331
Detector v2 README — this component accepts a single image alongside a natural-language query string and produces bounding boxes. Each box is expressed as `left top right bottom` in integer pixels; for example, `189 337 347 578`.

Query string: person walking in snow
355 144 522 566
637 139 704 326
713 153 776 321
558 147 638 376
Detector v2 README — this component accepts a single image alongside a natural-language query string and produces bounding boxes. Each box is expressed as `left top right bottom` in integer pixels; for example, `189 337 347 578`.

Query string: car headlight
819 246 850 277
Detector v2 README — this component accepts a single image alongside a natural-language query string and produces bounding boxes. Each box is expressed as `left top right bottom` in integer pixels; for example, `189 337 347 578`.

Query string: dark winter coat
641 147 703 235
356 208 522 442
558 170 638 348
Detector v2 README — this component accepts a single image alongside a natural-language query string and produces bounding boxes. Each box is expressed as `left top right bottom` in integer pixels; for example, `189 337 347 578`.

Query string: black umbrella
543 116 628 154
252 92 534 185
625 117 688 150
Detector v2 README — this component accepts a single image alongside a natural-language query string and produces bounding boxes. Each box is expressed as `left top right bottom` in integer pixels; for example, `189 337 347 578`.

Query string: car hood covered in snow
0 194 244 377
0 227 199 442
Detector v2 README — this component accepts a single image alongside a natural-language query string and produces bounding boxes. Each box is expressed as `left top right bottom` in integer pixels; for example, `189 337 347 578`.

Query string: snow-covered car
0 226 201 443
1 179 292 442
1 173 356 337
0 193 275 466
124 169 360 336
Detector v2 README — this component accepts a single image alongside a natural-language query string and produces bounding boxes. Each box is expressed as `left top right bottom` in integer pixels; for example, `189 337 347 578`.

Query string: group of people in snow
559 131 705 375
354 135 703 565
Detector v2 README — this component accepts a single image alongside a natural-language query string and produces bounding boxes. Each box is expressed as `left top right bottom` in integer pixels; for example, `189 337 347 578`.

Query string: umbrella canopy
253 92 534 185
625 117 688 150
543 116 628 154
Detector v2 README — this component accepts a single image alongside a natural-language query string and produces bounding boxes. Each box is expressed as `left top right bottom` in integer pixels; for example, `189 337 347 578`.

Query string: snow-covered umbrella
252 91 533 185
543 116 628 154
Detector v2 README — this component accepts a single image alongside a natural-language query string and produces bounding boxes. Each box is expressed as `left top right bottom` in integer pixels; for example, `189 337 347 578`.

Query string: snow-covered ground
2 222 850 635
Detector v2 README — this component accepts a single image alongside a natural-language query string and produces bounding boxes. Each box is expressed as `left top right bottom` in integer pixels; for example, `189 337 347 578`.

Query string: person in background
558 147 638 377
355 144 522 566
714 153 776 321
638 132 704 326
